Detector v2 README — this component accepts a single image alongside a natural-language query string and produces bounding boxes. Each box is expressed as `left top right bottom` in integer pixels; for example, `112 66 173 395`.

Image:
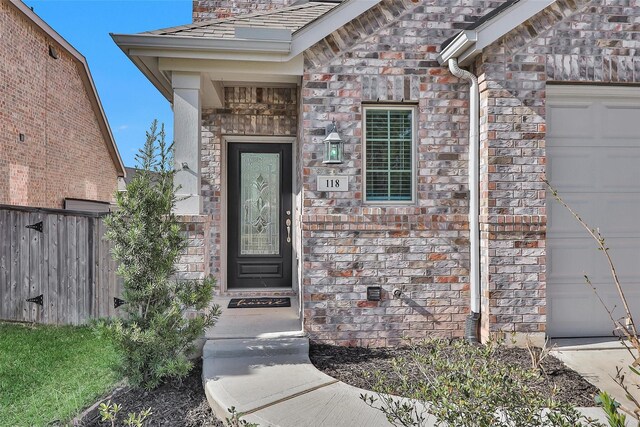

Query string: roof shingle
144 1 340 39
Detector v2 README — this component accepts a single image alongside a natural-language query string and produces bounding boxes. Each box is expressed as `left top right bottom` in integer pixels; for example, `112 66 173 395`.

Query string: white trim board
112 0 382 103
438 0 556 66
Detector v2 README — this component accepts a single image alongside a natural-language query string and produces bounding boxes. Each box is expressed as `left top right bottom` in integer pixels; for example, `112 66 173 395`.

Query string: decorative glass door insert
227 143 292 289
240 153 280 255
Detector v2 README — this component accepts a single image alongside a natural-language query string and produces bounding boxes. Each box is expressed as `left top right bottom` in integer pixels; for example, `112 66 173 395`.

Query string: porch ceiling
200 69 300 109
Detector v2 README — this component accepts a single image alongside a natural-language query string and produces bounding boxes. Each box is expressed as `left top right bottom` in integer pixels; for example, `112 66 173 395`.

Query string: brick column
175 215 210 281
477 51 547 344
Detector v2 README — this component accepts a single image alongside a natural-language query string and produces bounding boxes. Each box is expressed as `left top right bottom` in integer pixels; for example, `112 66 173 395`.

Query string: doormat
228 297 291 309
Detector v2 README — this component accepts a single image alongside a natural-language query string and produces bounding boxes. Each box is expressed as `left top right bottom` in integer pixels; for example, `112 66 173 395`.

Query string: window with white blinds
364 107 415 203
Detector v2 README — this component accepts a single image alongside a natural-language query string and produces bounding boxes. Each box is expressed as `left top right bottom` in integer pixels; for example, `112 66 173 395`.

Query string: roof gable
438 0 555 66
7 0 125 177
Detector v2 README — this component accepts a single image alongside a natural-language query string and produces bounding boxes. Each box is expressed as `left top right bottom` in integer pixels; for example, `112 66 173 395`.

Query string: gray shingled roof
144 1 340 39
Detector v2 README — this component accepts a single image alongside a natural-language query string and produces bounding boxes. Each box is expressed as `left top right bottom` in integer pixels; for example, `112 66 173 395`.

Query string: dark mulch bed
309 342 599 407
74 365 223 427
69 342 597 425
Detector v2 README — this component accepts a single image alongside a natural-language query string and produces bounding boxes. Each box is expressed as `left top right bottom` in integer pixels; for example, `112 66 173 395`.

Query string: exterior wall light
323 119 344 164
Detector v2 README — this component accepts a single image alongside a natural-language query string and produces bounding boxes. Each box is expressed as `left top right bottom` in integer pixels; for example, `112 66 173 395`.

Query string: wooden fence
0 204 123 325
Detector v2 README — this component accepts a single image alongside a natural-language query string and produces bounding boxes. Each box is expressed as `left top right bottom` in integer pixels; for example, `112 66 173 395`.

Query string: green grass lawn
0 322 121 427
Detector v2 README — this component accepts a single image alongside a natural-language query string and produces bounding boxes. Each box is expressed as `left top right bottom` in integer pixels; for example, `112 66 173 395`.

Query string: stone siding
176 215 211 282
201 87 298 289
476 0 640 338
301 0 509 346
189 0 640 345
0 1 119 209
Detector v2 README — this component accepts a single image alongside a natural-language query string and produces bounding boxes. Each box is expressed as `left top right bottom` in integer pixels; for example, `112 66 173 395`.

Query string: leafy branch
544 179 639 363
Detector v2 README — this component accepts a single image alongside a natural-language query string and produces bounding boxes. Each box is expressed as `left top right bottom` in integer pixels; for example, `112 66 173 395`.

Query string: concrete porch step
204 337 309 358
206 295 303 340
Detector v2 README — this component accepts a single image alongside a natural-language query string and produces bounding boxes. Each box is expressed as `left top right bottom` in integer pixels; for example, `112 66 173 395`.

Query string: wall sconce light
323 119 344 164
181 162 189 170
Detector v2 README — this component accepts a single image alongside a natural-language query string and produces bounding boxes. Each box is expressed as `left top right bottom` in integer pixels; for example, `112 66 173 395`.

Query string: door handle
286 211 291 243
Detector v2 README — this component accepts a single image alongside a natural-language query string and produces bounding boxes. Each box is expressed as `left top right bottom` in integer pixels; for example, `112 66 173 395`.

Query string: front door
228 143 292 289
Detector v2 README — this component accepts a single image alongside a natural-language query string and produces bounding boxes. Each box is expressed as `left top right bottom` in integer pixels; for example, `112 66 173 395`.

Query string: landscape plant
361 338 603 427
99 400 152 427
99 120 220 389
225 407 259 427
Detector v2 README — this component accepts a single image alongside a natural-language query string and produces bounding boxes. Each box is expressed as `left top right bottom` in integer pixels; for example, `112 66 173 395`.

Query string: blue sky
24 0 193 167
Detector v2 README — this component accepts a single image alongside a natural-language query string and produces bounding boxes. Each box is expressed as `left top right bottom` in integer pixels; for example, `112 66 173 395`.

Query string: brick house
113 0 640 345
1 0 125 210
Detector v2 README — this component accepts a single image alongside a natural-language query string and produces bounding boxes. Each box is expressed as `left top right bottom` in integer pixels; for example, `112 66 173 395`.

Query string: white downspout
448 58 481 342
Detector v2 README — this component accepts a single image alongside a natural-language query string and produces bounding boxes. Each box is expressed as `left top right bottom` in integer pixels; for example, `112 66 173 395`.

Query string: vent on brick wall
48 45 59 59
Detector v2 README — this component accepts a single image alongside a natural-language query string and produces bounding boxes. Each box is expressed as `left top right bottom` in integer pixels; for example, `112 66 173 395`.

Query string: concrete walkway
203 337 397 426
552 338 640 415
202 301 622 426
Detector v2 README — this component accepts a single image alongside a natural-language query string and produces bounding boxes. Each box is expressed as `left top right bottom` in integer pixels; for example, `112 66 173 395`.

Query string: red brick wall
0 2 119 209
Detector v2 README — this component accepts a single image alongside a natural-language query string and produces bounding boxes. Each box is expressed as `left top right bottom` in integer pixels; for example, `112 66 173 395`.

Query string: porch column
172 72 202 214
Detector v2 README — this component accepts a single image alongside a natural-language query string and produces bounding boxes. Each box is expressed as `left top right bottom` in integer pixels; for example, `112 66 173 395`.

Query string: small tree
101 120 220 389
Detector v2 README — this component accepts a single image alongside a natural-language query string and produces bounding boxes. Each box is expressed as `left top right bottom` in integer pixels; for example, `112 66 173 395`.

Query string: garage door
547 85 640 337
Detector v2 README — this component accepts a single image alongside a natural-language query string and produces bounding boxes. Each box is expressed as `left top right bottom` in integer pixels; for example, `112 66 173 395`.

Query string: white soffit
438 0 556 66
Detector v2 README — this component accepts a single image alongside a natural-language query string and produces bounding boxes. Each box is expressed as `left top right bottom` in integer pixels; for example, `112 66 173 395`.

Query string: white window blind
365 108 414 202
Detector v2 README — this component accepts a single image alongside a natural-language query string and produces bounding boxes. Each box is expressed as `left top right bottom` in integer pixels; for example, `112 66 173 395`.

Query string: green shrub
99 120 220 389
99 400 152 427
595 392 628 427
361 339 603 427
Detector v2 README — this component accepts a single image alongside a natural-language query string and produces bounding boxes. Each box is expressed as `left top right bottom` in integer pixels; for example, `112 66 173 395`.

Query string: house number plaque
317 176 348 192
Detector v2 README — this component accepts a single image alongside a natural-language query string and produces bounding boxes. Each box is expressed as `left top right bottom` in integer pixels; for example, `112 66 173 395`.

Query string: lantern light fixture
323 119 344 164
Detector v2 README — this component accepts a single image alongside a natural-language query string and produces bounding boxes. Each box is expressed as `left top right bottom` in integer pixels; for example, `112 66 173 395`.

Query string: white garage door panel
547 85 640 337
546 103 594 138
548 147 640 192
548 193 640 238
548 237 640 284
546 148 593 190
547 238 600 282
603 151 640 191
548 285 631 337
603 105 640 139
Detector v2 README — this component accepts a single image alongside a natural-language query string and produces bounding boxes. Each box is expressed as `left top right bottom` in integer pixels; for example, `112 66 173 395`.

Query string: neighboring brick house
113 0 640 345
1 0 125 210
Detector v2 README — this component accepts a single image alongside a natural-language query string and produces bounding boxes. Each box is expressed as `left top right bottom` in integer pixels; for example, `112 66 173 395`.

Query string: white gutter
437 31 477 65
437 0 555 66
111 33 292 54
448 58 481 341
438 0 560 342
